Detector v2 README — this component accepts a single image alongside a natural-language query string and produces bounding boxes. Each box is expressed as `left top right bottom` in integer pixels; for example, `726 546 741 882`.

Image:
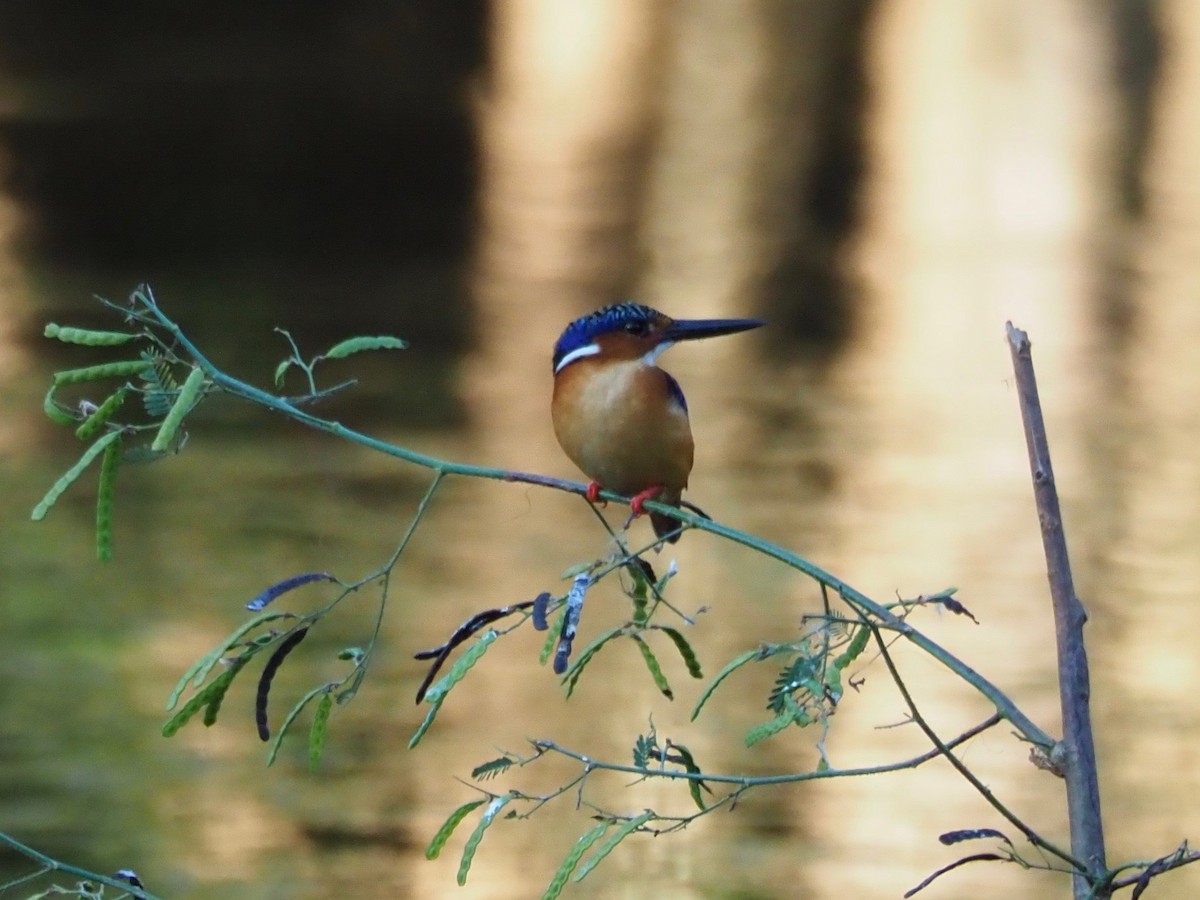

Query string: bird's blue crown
552 302 661 371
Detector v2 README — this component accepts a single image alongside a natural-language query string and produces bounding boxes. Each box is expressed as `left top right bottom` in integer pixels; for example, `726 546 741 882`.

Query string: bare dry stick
1006 323 1107 899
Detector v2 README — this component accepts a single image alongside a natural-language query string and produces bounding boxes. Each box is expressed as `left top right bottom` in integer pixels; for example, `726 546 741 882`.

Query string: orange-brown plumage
551 303 763 543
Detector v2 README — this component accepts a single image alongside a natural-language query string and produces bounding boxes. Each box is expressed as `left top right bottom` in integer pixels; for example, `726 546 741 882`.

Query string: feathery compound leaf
53 360 151 386
425 799 488 861
309 693 333 772
166 611 294 710
632 733 655 768
150 365 205 452
543 821 613 900
691 649 761 721
265 682 326 767
44 323 140 346
75 387 128 441
95 435 122 562
572 811 655 883
658 627 703 679
322 335 408 360
457 793 514 886
256 627 310 741
31 430 122 521
140 351 179 418
631 634 673 700
471 756 516 781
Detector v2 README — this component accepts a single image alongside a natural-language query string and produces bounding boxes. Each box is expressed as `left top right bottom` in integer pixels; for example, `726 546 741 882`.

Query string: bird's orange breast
552 359 694 502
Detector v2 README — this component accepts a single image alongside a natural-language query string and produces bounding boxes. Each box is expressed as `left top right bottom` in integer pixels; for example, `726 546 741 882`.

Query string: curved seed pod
322 335 408 360
151 365 206 452
255 627 310 741
457 793 514 886
246 572 336 611
43 385 77 426
572 811 655 883
631 635 673 700
53 360 151 386
76 387 128 441
425 799 487 861
658 626 703 679
543 821 612 899
45 323 140 346
31 430 122 521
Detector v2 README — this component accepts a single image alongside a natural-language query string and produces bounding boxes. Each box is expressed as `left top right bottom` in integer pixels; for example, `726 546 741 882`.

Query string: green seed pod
42 385 77 426
44 323 140 346
150 366 206 452
53 360 152 386
95 436 122 562
75 388 128 441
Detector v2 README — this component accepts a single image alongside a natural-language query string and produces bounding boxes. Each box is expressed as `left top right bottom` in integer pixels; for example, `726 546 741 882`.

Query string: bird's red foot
585 481 604 504
629 485 665 517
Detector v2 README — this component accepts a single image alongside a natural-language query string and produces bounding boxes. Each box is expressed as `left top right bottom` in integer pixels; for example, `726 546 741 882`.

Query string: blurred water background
2 2 1198 897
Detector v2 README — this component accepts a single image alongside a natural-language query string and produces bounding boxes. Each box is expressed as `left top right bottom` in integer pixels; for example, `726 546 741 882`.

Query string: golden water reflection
2 2 1200 899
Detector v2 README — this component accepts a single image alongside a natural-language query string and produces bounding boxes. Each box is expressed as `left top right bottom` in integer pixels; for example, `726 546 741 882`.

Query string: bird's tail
651 511 683 544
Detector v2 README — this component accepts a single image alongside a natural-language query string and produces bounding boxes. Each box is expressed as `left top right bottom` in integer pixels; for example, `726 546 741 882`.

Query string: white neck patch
641 340 675 366
554 342 601 374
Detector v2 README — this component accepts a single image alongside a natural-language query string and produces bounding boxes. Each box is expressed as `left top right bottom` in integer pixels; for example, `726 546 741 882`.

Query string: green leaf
273 358 292 389
631 634 673 700
632 733 656 768
658 626 703 679
322 335 408 360
150 365 205 452
31 430 122 521
309 693 333 772
425 799 488 861
573 810 654 882
691 649 761 721
457 793 514 886
542 821 613 899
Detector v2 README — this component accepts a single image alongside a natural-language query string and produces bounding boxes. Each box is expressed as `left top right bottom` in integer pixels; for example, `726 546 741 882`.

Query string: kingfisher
551 303 764 543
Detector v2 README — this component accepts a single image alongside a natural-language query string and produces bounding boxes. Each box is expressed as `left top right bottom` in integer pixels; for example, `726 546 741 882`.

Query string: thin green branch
870 626 1085 874
0 831 160 900
130 290 1053 751
531 712 1000 787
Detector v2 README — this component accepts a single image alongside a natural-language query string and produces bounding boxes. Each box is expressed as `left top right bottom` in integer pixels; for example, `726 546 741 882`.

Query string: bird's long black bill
661 317 765 342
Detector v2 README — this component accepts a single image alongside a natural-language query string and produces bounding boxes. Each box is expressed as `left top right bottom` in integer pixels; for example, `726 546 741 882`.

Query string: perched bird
551 303 764 542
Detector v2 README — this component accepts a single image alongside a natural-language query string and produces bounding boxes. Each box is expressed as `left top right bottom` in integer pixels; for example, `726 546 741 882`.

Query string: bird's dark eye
623 319 651 336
